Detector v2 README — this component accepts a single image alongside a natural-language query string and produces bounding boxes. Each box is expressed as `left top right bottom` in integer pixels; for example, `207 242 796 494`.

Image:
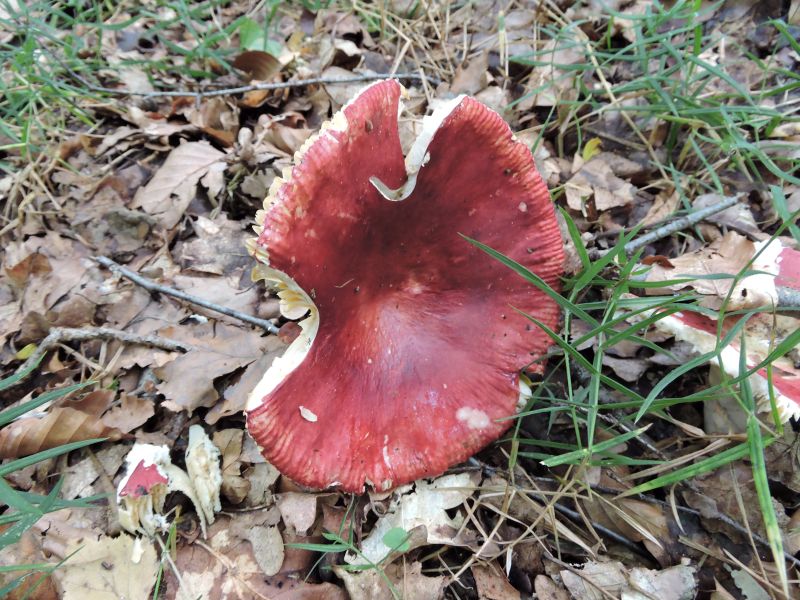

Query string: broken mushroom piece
652 309 800 422
642 238 800 422
117 427 222 537
117 445 173 536
246 79 563 492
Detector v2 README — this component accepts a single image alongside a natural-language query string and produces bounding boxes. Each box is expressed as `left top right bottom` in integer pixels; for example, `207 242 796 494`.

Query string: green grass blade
0 381 94 427
541 427 650 467
0 439 105 477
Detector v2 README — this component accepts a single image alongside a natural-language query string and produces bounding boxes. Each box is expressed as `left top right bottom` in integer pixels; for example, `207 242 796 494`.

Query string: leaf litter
0 1 799 598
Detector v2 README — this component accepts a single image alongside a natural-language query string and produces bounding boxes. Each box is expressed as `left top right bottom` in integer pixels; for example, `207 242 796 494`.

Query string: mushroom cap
118 460 168 499
246 80 563 492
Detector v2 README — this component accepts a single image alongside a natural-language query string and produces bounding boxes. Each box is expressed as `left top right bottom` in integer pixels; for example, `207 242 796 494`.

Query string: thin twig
74 72 439 100
589 194 742 260
467 456 800 568
624 194 742 255
16 326 190 375
610 487 800 570
94 257 280 334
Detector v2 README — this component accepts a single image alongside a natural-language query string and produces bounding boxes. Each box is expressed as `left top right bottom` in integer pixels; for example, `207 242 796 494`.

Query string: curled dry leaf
213 429 251 504
0 406 124 459
232 50 282 81
565 153 638 213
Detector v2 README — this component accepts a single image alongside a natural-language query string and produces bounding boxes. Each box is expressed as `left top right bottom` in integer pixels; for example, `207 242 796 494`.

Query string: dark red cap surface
118 460 168 498
247 80 563 492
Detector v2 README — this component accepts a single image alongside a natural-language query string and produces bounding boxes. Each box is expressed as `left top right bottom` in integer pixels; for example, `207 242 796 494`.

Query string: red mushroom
245 80 563 492
647 238 800 421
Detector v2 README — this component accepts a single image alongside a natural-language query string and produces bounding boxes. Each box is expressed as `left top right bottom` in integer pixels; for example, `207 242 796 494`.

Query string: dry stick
589 194 742 260
15 326 190 375
94 256 280 335
74 72 440 100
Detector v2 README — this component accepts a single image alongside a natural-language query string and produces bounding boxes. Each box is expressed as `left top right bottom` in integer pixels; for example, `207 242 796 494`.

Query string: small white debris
299 406 318 422
456 407 491 429
518 201 528 212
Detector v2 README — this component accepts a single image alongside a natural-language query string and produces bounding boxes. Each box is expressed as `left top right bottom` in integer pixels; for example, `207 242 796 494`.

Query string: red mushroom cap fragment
118 460 169 498
645 238 800 422
246 80 563 492
652 309 800 421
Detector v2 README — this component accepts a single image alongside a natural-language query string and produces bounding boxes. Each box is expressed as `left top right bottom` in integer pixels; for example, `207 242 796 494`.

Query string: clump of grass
0 0 274 163
476 219 798 594
513 0 800 202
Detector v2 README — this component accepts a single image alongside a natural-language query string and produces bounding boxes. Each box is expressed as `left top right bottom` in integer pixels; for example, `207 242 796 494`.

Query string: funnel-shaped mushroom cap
246 80 563 492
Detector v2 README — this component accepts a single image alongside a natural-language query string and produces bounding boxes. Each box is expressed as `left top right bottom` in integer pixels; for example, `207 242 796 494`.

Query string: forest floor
1 1 800 599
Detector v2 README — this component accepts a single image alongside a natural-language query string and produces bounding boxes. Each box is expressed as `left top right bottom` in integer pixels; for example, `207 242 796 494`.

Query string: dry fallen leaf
641 188 680 227
213 429 250 504
207 341 287 424
178 213 252 275
277 491 319 536
693 193 759 237
55 533 158 600
471 564 521 600
155 321 273 413
60 443 129 500
527 37 583 106
561 561 696 600
334 561 447 600
565 154 638 212
100 394 155 433
0 529 60 600
228 510 285 577
232 50 282 81
0 406 124 459
166 514 345 600
641 231 755 302
450 51 490 95
132 141 227 229
349 473 478 566
534 575 570 600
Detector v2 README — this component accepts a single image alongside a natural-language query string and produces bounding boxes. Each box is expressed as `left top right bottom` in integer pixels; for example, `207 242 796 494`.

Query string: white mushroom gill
370 94 465 202
246 265 319 412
